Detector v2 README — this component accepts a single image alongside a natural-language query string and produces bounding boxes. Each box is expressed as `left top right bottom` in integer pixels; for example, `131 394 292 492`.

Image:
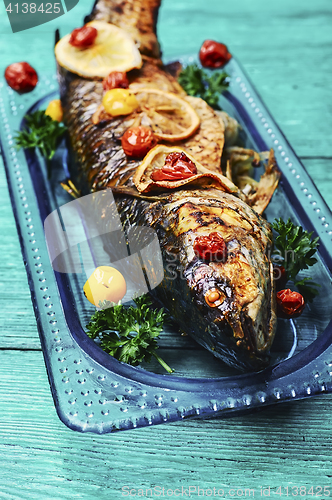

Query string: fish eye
205 288 225 307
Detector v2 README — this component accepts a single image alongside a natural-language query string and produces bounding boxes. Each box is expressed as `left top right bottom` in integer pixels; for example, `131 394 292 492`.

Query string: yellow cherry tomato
83 266 127 306
45 99 63 122
102 88 139 116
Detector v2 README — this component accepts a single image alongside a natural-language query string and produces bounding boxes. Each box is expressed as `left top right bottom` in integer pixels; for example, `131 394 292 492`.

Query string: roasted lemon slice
55 21 142 78
133 145 238 194
131 89 200 142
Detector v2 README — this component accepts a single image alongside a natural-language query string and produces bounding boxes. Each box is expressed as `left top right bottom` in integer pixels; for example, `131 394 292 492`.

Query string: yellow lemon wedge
83 266 127 306
131 88 200 142
45 99 63 122
55 21 142 78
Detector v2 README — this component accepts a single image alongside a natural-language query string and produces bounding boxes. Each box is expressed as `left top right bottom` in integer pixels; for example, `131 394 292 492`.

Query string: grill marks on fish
118 188 276 368
59 0 277 370
178 96 225 171
128 62 185 94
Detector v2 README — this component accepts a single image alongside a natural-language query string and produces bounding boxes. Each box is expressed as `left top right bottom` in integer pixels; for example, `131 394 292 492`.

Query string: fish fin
246 149 281 215
54 29 60 47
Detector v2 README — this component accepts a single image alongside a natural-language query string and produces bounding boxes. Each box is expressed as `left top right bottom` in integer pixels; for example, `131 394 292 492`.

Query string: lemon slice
55 21 142 78
131 89 200 142
133 145 239 194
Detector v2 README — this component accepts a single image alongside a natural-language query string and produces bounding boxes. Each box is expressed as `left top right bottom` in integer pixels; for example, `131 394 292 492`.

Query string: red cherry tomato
69 25 98 48
151 152 197 181
199 40 232 68
273 264 288 291
276 289 305 319
103 71 129 91
194 232 227 262
121 126 157 158
4 62 38 93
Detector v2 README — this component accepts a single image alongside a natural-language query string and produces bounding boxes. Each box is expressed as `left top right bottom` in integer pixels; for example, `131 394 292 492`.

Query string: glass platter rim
1 55 332 433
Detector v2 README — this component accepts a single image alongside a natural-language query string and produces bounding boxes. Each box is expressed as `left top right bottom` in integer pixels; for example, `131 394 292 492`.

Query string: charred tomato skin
5 62 38 93
199 40 232 68
151 152 197 181
69 25 98 48
194 232 227 262
276 289 305 318
103 71 129 91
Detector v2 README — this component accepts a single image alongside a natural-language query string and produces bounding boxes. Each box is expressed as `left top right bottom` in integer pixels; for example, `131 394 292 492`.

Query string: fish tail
85 0 162 58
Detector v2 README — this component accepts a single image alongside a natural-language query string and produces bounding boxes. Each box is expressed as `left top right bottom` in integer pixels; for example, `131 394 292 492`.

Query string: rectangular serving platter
1 56 332 433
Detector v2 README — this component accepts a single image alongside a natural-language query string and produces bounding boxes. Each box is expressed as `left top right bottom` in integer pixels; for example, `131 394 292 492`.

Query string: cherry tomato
273 264 288 291
194 232 227 262
199 40 232 68
4 62 38 93
103 72 129 91
121 127 157 158
276 289 305 319
151 152 197 181
69 25 98 48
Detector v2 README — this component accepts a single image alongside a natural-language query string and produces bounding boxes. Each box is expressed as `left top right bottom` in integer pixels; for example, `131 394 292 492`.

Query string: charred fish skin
57 0 277 371
84 0 162 58
114 189 276 371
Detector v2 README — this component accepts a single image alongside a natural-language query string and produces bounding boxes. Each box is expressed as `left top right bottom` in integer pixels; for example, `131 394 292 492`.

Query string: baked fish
56 0 279 371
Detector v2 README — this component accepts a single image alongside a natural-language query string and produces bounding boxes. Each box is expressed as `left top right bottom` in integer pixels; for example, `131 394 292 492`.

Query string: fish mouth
194 261 277 370
236 262 277 363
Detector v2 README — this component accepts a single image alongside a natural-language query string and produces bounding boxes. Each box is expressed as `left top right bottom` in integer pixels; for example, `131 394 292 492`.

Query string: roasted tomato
103 71 129 91
121 126 156 158
4 62 38 93
276 289 305 319
151 152 197 181
69 25 98 48
273 264 288 291
194 232 227 262
199 40 232 68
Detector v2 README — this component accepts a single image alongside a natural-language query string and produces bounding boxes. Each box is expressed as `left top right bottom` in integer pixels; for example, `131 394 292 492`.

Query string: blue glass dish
1 56 332 433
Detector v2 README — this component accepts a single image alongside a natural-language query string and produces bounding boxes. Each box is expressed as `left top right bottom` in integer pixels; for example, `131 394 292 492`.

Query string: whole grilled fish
57 0 278 371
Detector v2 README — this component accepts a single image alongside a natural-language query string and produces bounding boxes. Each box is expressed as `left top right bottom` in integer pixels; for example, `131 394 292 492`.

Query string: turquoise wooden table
1 0 332 498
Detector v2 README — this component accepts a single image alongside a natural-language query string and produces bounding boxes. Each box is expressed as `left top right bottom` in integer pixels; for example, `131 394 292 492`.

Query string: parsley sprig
14 110 66 176
86 295 173 373
272 218 320 301
178 63 229 108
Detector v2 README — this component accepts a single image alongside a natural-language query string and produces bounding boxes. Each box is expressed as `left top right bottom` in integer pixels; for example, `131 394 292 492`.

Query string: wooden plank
158 0 332 158
0 350 332 499
0 155 41 349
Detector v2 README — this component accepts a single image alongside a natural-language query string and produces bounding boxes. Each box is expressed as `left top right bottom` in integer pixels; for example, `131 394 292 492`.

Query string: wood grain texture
1 350 332 499
0 155 41 349
0 0 332 496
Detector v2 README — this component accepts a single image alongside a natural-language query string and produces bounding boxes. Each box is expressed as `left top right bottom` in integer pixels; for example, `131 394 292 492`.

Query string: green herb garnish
272 218 320 301
86 294 173 373
178 63 229 108
14 110 66 177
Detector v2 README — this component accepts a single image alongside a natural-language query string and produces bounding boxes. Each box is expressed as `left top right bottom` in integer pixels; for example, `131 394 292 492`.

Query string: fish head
166 190 277 371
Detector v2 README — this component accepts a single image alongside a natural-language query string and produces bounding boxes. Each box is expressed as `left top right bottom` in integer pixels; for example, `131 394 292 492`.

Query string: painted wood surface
0 0 332 497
